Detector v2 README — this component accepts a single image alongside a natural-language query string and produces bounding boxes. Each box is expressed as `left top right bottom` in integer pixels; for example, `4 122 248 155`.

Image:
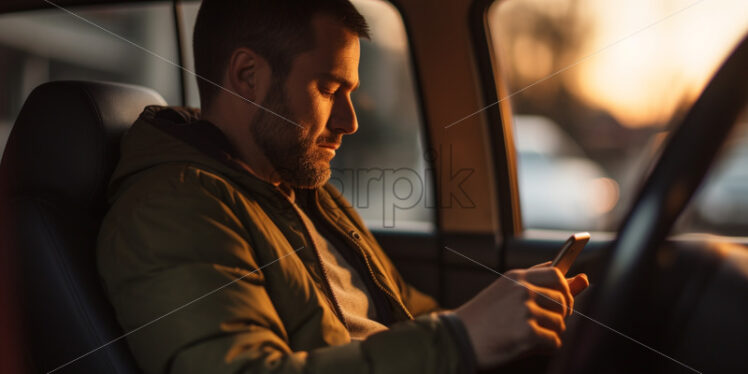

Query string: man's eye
320 88 336 97
318 83 339 98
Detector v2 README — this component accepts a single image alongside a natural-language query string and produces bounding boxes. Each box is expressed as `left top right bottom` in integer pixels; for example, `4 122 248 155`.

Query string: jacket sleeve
97 176 474 374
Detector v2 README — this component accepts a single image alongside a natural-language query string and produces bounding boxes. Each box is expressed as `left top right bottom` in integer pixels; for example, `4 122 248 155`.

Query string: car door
395 0 748 311
390 0 611 310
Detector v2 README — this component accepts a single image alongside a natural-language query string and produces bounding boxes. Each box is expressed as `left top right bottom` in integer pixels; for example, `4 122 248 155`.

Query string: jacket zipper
329 222 414 320
312 194 414 320
283 197 350 330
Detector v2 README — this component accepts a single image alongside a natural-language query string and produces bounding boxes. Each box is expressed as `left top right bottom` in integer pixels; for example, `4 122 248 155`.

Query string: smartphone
551 232 590 275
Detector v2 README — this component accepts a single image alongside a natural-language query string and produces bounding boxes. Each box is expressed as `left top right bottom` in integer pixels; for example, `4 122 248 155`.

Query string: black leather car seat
0 81 165 373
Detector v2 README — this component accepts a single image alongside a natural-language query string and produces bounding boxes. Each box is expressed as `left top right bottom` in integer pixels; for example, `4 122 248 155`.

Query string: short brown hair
192 0 370 110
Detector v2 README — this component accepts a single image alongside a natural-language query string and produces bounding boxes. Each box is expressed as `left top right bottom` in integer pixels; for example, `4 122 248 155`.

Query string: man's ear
226 47 270 103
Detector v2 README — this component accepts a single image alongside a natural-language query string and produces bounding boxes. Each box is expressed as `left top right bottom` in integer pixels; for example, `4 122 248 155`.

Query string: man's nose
328 94 358 135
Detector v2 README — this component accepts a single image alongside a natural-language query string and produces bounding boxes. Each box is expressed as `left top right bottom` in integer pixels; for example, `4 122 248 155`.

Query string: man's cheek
307 98 334 128
296 88 328 119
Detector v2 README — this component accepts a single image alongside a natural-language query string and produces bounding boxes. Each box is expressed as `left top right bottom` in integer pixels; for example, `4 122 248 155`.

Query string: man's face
250 15 361 189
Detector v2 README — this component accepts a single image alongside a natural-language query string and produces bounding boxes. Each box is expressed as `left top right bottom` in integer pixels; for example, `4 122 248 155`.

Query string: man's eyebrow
319 73 360 91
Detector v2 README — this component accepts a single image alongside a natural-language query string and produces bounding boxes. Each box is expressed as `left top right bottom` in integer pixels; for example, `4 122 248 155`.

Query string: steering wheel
550 33 748 373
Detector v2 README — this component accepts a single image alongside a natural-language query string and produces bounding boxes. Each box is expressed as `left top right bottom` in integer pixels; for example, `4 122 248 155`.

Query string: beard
249 81 337 189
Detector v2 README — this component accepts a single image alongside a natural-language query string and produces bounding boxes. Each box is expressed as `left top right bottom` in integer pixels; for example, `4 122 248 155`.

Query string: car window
486 0 748 232
0 2 182 157
674 103 748 237
179 0 434 232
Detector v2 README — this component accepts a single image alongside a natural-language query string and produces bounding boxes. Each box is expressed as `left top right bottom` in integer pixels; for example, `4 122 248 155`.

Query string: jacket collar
110 105 304 209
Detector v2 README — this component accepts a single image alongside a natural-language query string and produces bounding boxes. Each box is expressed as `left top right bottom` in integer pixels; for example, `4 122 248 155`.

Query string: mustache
316 134 343 146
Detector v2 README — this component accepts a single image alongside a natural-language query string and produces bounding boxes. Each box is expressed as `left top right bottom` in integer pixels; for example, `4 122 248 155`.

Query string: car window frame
470 0 523 239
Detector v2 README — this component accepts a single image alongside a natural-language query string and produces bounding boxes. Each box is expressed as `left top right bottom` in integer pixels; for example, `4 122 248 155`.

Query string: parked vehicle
514 114 618 230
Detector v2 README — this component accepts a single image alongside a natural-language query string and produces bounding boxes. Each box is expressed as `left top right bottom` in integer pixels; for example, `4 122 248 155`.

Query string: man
97 1 589 373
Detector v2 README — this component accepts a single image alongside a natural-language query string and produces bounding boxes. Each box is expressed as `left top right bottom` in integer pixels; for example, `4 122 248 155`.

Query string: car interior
0 0 746 373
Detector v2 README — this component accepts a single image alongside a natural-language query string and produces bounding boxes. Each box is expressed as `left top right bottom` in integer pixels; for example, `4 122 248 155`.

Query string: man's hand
454 263 589 369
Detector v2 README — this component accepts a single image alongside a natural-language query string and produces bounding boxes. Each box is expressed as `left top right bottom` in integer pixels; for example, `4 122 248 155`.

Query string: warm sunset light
489 0 748 128
569 0 748 128
590 177 620 215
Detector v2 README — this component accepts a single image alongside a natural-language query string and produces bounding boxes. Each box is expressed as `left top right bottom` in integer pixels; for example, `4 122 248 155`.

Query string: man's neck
202 110 282 187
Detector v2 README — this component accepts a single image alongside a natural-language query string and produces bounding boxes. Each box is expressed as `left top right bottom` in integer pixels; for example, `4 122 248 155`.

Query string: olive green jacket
97 107 476 374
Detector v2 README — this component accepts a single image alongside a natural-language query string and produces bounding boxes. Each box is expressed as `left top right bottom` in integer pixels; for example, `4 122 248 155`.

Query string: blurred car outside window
486 0 748 232
179 0 435 232
0 2 182 157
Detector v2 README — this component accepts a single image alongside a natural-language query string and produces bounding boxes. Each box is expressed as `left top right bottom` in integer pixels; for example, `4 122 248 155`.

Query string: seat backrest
0 81 166 373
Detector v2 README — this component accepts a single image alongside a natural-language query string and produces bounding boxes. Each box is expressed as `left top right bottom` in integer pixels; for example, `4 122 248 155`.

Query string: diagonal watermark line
443 246 702 374
46 246 305 374
444 0 707 129
43 0 304 130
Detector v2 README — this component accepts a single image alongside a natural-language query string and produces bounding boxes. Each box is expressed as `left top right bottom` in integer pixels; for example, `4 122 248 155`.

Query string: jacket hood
109 105 286 204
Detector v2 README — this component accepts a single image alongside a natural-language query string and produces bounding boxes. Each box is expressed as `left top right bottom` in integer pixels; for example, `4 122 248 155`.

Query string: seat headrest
1 81 166 210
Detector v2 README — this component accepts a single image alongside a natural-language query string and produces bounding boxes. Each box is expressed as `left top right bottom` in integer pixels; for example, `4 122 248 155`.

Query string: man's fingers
528 319 562 350
525 268 573 316
528 301 565 335
532 286 567 317
567 273 590 296
530 261 552 269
